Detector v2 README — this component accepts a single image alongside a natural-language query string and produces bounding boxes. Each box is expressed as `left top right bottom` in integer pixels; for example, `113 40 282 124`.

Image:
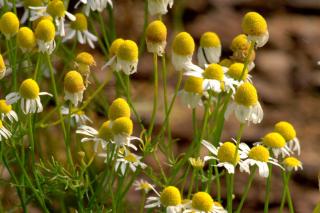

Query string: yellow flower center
146 20 167 43
283 157 301 168
189 157 205 170
47 0 66 18
203 64 224 81
230 34 250 52
160 186 181 207
109 38 125 57
200 32 221 48
19 79 40 99
0 54 5 72
234 82 258 107
192 192 214 211
0 12 19 37
108 98 131 121
35 19 55 42
23 0 43 7
71 13 87 31
111 117 133 136
124 152 138 163
32 16 53 30
274 121 296 141
227 63 248 81
64 71 85 93
217 142 240 164
17 27 36 50
219 58 233 68
75 52 95 66
0 99 12 113
248 145 269 162
242 12 268 36
262 132 286 148
214 202 223 207
172 32 195 55
184 76 203 94
116 40 139 62
98 120 113 141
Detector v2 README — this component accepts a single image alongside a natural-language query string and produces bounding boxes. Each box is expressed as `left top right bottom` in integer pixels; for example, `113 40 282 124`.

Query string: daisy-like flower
0 54 6 79
17 27 37 53
183 191 227 213
6 79 52 114
30 0 76 36
76 120 113 152
274 121 300 155
148 0 174 16
110 116 140 150
260 132 291 158
133 179 155 194
102 38 125 70
64 70 86 106
241 11 269 48
179 76 203 109
0 120 12 141
63 13 98 48
172 32 195 72
202 140 246 174
34 19 56 54
225 62 251 84
145 185 184 213
75 0 113 16
225 82 263 124
189 157 205 170
108 98 131 120
0 12 19 39
239 144 283 178
197 32 221 68
282 157 303 172
0 99 18 123
74 52 96 86
61 106 92 126
230 34 255 71
146 20 167 56
115 151 147 175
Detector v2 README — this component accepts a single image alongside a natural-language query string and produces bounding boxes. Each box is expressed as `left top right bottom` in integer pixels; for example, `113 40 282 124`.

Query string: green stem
227 173 234 212
148 53 158 136
28 114 35 164
236 166 257 213
285 172 294 213
161 55 171 148
33 53 42 81
139 192 146 213
280 171 287 212
187 170 196 198
264 163 273 213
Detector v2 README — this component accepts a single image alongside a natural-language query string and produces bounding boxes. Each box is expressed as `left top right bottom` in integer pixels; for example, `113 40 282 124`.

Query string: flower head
282 157 302 172
134 179 154 194
146 20 167 56
226 63 248 81
0 120 12 141
74 52 96 85
234 82 257 107
64 70 86 106
189 157 205 170
160 186 181 207
115 40 139 75
180 76 203 109
261 132 291 158
274 121 300 155
217 142 240 165
17 27 37 53
172 32 195 71
35 19 56 54
198 32 221 67
0 12 19 39
19 79 40 99
116 151 147 175
109 38 125 57
108 98 131 120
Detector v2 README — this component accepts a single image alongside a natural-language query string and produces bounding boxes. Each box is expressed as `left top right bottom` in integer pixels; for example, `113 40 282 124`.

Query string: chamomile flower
114 40 139 75
202 140 246 174
260 132 291 158
274 121 300 155
0 12 19 39
189 157 205 170
172 32 195 71
239 144 283 177
30 0 76 36
0 120 12 141
108 98 131 120
64 70 86 106
241 12 269 48
61 106 92 126
76 120 112 152
75 0 113 16
179 76 203 109
197 32 221 68
183 192 227 213
6 79 52 114
34 19 56 54
282 157 303 172
230 34 255 71
146 20 167 56
225 82 263 124
74 52 96 86
0 54 6 79
102 38 125 70
115 151 147 175
133 179 155 194
225 62 251 83
63 13 98 48
0 100 18 123
111 117 140 150
148 0 174 16
17 27 37 53
145 186 184 213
